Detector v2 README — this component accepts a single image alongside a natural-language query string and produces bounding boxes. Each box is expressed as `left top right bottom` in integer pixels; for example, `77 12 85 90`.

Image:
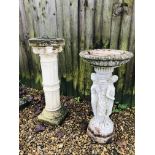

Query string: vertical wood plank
19 0 32 82
35 0 57 37
45 0 57 37
94 0 103 48
84 0 95 96
117 0 134 103
55 0 63 37
102 0 113 48
110 0 123 49
55 0 67 95
130 11 135 107
28 0 41 66
70 0 79 94
62 0 72 78
19 8 28 74
110 0 123 102
119 0 133 50
85 0 94 49
19 26 29 78
31 0 41 37
22 0 42 87
23 0 35 37
55 0 66 79
122 0 135 105
62 0 73 95
78 0 86 96
36 0 45 37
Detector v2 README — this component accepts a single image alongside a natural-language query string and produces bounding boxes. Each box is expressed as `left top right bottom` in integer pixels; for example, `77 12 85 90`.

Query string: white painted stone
40 53 60 111
33 47 61 112
29 38 67 125
79 49 133 143
87 67 117 143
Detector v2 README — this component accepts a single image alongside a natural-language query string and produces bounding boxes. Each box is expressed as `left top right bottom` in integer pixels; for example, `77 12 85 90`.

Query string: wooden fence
19 0 135 105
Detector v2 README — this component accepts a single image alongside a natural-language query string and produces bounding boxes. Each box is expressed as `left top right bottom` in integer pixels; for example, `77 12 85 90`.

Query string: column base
87 128 114 144
38 106 68 125
87 117 114 144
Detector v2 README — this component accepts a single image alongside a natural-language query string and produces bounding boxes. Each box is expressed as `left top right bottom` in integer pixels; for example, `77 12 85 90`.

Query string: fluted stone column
29 37 68 125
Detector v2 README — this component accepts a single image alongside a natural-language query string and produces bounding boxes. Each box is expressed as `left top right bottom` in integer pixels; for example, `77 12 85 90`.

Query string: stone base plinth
87 127 114 144
87 117 114 144
38 106 68 125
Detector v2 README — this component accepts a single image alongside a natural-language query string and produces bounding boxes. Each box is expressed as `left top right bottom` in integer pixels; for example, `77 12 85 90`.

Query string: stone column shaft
40 54 61 111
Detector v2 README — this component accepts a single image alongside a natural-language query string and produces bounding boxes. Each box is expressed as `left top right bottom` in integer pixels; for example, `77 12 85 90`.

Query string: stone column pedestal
87 67 118 143
79 49 133 144
29 38 68 125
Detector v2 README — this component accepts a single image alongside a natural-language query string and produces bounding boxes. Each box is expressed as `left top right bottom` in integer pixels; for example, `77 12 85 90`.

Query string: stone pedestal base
87 116 114 144
79 49 133 144
38 106 68 125
29 38 67 125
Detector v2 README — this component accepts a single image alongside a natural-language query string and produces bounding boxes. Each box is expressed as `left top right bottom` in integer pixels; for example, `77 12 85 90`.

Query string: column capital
29 37 65 55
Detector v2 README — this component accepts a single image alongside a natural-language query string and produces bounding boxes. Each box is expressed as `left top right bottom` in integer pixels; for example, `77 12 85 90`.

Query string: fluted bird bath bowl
79 49 133 144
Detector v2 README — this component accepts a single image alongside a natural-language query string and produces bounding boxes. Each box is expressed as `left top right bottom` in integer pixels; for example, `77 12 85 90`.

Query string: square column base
38 106 68 125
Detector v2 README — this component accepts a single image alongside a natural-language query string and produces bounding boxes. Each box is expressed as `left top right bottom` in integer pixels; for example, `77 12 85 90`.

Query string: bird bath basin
79 49 133 144
79 49 133 67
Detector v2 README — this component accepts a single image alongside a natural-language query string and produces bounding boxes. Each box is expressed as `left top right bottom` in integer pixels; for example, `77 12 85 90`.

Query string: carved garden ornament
80 49 133 143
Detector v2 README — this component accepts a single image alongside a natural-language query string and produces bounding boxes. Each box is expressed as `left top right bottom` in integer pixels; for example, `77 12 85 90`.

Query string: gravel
19 87 135 155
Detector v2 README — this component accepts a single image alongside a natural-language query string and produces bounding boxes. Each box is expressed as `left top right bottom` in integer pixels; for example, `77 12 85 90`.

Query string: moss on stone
38 106 68 125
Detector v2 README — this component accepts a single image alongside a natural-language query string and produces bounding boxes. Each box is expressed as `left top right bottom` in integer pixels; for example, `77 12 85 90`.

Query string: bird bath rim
79 49 133 67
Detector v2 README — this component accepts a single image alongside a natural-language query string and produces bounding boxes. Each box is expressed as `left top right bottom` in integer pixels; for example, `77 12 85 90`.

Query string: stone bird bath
79 49 133 143
29 37 68 125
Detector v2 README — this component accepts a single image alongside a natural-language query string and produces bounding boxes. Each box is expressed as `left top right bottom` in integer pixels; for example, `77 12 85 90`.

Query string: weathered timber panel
19 0 135 105
116 0 134 103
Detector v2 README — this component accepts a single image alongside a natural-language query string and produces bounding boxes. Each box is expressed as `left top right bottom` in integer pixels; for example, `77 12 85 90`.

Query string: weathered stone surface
80 49 133 67
38 106 68 125
29 37 65 48
87 127 114 144
79 49 133 143
88 67 117 143
29 37 67 125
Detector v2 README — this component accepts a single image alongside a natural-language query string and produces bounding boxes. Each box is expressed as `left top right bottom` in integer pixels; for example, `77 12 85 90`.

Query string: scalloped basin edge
79 49 134 67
